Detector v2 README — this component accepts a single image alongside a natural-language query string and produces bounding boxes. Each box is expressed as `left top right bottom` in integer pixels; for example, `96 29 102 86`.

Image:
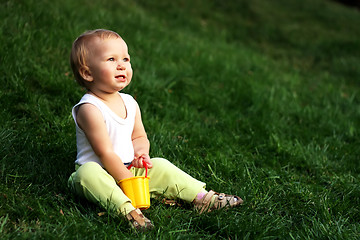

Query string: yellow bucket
119 161 150 210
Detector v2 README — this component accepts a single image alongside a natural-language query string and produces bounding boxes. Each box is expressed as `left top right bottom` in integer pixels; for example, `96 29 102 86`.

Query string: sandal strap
213 193 243 209
126 209 154 231
194 190 216 214
194 190 243 214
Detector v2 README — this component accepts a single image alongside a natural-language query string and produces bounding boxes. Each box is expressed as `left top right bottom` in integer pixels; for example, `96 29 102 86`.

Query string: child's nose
117 63 126 70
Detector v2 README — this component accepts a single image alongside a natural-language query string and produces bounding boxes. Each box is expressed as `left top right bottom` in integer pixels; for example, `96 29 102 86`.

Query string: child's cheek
100 69 111 77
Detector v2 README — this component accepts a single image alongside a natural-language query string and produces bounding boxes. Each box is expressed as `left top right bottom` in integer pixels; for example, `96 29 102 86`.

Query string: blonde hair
70 29 122 87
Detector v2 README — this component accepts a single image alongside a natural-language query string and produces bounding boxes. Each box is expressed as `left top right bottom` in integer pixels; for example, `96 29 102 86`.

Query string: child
68 29 243 231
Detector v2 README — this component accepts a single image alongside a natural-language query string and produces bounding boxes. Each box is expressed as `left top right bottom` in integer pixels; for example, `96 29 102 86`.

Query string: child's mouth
115 75 126 82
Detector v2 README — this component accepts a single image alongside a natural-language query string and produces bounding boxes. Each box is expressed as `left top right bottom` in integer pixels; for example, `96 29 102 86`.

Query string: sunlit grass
1 0 360 239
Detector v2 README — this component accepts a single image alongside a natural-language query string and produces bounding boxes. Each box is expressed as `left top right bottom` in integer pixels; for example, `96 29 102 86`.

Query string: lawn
1 0 360 239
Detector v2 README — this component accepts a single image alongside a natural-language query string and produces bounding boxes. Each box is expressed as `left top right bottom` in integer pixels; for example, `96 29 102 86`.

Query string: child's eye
108 57 115 61
123 57 130 62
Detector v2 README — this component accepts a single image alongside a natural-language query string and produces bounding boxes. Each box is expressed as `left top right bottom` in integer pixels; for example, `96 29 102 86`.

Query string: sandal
193 190 243 214
126 208 154 232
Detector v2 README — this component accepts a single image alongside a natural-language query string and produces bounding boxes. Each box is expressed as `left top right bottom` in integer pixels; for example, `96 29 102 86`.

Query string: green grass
1 0 360 239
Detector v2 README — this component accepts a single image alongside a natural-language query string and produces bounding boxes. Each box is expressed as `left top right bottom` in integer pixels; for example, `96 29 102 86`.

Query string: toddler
68 29 243 231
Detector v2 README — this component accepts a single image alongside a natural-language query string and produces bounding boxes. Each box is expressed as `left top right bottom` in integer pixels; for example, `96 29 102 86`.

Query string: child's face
84 37 133 93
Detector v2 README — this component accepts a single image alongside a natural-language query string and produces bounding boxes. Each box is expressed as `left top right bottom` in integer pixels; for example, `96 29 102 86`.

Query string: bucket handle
127 160 148 177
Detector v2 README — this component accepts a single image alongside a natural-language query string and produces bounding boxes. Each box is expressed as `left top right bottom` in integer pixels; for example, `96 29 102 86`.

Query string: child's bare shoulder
76 103 103 128
77 103 101 116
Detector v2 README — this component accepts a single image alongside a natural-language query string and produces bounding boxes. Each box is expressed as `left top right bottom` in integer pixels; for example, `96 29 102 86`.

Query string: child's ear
79 66 93 82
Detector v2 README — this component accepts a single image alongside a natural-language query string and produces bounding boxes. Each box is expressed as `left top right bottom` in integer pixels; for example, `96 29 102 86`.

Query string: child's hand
140 154 153 169
132 154 153 169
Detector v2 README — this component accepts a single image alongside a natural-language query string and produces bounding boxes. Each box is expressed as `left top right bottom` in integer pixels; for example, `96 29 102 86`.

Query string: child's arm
76 103 134 181
131 103 153 168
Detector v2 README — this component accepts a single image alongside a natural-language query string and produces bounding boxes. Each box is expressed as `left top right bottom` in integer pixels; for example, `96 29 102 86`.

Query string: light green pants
68 158 206 215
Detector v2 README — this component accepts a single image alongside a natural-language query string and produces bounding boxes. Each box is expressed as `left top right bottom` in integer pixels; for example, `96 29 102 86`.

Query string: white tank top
72 93 136 167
